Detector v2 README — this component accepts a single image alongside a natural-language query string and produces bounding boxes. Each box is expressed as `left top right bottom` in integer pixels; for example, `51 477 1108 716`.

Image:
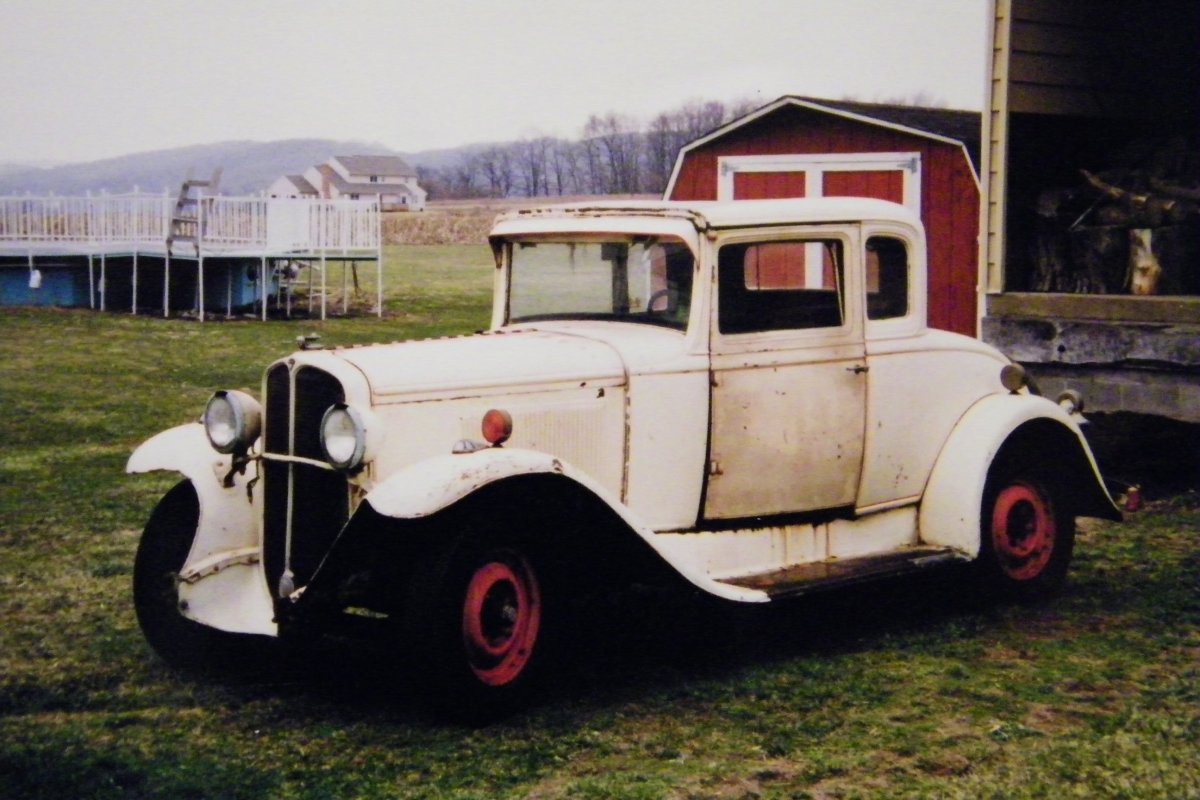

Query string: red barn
665 96 981 336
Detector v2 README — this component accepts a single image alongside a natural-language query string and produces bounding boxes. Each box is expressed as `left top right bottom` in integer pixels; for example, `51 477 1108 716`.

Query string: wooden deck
0 193 383 320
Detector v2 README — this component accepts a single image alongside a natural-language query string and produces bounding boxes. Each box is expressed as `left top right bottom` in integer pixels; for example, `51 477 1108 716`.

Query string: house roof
284 174 318 195
667 96 981 197
333 154 417 178
316 164 414 197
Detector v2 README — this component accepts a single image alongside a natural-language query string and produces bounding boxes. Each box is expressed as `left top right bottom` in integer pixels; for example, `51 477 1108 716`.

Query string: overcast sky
0 0 989 165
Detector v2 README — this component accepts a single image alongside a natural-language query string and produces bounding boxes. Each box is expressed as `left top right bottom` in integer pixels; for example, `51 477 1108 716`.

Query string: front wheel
460 552 542 687
132 480 273 673
978 469 1075 601
402 528 558 722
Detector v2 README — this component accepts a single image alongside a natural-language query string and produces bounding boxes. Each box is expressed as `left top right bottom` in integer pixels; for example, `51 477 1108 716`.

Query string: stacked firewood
1032 136 1200 295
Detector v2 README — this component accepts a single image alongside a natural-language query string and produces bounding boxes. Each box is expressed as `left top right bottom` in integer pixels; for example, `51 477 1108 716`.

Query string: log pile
1032 136 1200 295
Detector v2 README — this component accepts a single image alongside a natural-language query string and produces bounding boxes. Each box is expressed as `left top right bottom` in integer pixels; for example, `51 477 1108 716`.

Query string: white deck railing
0 192 380 254
0 195 102 244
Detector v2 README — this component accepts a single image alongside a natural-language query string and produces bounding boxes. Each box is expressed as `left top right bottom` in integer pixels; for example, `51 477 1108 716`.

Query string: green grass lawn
1 245 1198 799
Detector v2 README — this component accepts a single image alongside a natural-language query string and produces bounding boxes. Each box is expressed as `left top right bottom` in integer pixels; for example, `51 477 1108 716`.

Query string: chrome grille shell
262 362 349 597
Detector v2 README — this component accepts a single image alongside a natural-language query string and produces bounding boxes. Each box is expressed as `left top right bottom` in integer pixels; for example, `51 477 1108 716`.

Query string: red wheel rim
461 556 541 687
991 482 1056 581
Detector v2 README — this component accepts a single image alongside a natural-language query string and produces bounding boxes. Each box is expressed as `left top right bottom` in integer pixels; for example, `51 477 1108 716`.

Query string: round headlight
320 404 368 471
204 390 262 455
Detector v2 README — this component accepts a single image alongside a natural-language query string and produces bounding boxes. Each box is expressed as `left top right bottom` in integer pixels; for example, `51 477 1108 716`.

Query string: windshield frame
501 233 698 332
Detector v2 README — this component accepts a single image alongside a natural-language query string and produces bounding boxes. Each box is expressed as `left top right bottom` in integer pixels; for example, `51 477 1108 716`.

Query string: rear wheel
133 480 272 673
978 467 1075 601
402 524 559 722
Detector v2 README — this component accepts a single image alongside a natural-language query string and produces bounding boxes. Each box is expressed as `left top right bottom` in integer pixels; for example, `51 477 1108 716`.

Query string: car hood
329 328 629 401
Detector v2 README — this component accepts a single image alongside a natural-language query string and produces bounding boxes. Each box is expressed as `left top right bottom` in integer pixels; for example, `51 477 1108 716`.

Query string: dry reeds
382 207 496 245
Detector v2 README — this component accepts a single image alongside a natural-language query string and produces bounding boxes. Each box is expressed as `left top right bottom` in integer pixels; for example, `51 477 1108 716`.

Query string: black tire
401 519 561 722
977 464 1075 602
132 480 274 674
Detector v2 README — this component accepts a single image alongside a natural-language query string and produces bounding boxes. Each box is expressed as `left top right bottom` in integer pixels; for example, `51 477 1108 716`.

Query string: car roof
492 197 921 232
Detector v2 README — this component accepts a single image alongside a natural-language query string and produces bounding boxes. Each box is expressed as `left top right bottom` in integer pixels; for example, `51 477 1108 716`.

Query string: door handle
846 364 869 374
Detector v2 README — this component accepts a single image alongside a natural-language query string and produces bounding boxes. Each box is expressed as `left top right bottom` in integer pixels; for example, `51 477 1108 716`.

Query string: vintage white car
129 198 1119 717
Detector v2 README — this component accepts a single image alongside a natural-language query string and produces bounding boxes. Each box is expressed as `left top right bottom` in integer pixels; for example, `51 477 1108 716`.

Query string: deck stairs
166 168 222 256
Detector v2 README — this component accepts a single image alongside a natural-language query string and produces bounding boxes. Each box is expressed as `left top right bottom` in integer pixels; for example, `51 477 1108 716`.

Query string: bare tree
680 99 729 139
411 95 771 199
726 96 761 121
478 145 516 197
577 134 605 195
414 165 446 201
450 154 483 198
644 112 679 195
515 137 554 197
642 99 761 194
584 113 643 194
548 139 581 196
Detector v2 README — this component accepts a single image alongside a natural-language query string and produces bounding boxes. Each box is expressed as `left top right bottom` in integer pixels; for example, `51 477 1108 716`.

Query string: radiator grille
262 363 349 598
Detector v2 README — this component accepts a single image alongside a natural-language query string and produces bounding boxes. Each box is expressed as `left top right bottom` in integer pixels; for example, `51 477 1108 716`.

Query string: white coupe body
129 198 1118 713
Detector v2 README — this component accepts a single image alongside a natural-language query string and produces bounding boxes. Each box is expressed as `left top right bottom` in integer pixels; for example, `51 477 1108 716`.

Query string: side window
866 236 909 320
718 240 845 334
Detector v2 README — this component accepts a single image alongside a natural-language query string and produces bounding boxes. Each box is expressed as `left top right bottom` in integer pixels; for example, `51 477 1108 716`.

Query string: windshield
508 238 695 330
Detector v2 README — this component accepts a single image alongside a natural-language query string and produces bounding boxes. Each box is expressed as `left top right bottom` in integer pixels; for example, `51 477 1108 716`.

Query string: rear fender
920 394 1120 556
360 447 767 603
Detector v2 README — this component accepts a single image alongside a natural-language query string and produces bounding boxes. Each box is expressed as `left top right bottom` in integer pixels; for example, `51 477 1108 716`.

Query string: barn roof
674 95 981 172
333 154 417 178
791 97 981 166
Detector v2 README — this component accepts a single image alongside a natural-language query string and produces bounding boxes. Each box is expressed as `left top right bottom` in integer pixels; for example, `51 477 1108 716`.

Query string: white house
271 155 426 211
267 173 319 199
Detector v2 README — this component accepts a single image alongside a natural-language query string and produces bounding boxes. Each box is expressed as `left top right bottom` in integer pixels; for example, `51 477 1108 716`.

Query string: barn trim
665 95 983 339
665 96 980 199
715 151 924 214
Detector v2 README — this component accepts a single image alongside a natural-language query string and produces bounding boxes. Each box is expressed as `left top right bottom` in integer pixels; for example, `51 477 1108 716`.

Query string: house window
369 176 379 183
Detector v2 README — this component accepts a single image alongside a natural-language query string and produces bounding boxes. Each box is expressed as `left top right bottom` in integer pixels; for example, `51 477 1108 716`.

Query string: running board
716 546 968 600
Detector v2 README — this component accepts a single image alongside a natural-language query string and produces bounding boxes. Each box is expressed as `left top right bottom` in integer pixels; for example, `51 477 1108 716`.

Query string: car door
703 227 867 520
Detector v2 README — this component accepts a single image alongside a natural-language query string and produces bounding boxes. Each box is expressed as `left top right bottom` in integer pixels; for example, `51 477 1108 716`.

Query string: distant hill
0 139 452 196
0 160 64 177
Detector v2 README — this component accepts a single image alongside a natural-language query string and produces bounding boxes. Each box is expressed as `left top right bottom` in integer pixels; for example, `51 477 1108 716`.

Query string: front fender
919 393 1119 556
128 424 272 635
361 447 768 603
127 423 264 590
127 423 230 489
365 446 572 519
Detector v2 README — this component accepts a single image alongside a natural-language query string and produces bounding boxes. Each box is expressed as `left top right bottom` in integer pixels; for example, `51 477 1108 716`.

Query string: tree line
415 98 760 200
